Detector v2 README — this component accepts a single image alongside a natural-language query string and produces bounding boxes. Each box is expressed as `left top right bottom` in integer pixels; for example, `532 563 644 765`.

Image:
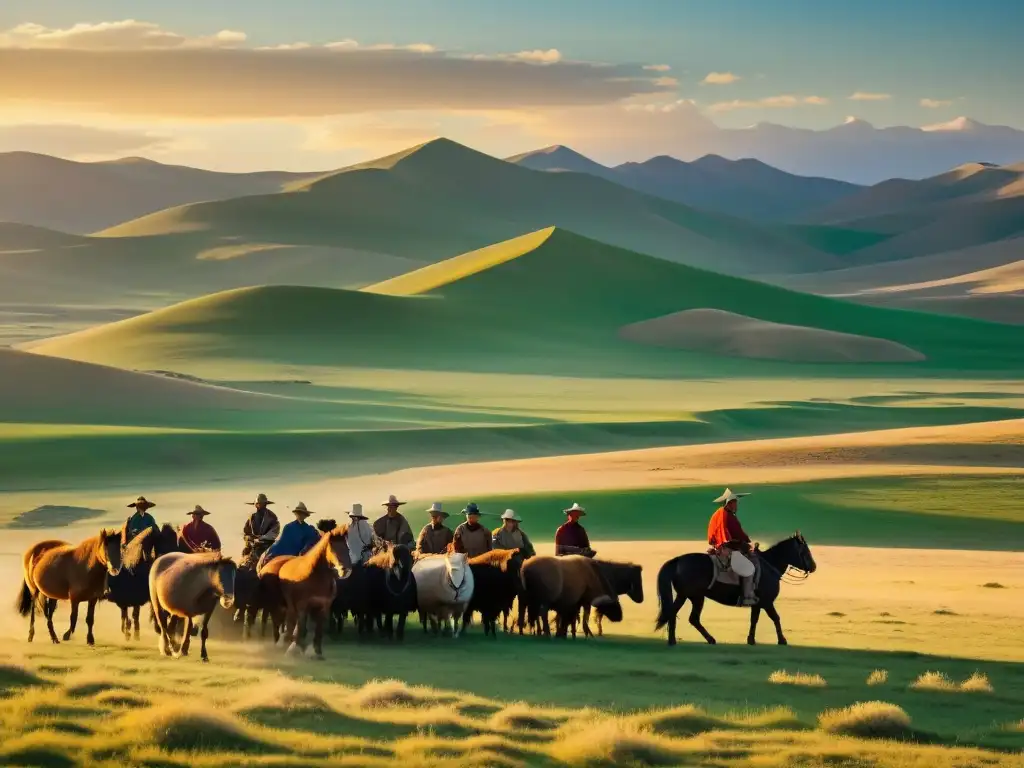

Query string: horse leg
152 599 173 657
27 590 41 642
132 605 142 641
396 612 407 641
665 591 687 647
121 606 131 640
306 607 325 660
200 610 213 662
286 608 304 655
62 600 79 642
747 606 762 646
582 606 593 638
85 599 98 646
688 596 716 645
178 616 193 657
764 603 788 645
45 598 60 644
597 613 604 637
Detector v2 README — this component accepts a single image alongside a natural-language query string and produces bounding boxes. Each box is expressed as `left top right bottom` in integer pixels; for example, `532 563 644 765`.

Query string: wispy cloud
848 91 891 101
0 122 170 157
643 64 671 72
701 71 741 85
0 20 671 120
920 98 953 108
708 94 829 112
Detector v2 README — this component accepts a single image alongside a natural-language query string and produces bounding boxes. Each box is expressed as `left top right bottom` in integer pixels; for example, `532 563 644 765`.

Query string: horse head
326 527 353 575
100 529 124 576
213 557 237 610
445 552 468 591
626 564 645 604
771 531 816 575
156 524 179 556
390 543 414 585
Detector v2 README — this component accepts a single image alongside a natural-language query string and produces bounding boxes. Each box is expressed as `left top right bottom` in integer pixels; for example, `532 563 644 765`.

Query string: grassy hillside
28 227 1024 376
100 138 836 276
0 151 318 234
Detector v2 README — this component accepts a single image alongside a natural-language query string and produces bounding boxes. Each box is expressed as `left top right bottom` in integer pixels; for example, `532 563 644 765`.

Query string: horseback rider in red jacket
708 489 758 606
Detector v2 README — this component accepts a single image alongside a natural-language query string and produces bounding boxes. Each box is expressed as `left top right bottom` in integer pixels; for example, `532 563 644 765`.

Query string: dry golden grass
911 670 994 693
550 717 683 766
350 678 445 709
867 669 889 686
818 701 913 739
959 672 995 693
768 669 828 687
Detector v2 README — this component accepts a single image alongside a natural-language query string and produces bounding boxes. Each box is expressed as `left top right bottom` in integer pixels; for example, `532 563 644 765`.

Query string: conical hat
188 505 210 517
128 496 155 510
713 488 750 504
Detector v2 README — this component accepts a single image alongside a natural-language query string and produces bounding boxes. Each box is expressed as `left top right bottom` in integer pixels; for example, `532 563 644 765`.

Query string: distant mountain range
609 116 1024 185
507 145 861 221
0 152 317 234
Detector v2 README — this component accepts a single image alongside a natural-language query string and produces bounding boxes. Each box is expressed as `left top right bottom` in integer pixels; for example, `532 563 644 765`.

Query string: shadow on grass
241 704 416 740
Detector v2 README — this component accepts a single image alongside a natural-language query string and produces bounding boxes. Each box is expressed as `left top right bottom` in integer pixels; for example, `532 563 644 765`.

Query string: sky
0 0 1021 170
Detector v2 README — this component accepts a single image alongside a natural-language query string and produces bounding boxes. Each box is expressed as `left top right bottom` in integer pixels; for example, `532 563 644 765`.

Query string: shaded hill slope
101 138 836 276
0 152 319 234
509 146 862 222
30 228 1023 377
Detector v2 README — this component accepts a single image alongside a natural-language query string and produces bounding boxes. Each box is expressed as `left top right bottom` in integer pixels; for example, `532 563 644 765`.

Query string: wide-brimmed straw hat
463 502 481 517
348 503 368 520
188 505 210 517
247 493 274 506
291 502 312 518
563 503 586 516
500 509 522 522
426 502 449 519
382 495 406 508
128 496 155 510
713 488 750 504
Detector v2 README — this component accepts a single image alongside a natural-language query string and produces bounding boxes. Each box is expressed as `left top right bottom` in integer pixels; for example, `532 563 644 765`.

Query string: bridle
384 549 414 597
780 536 813 585
445 556 466 597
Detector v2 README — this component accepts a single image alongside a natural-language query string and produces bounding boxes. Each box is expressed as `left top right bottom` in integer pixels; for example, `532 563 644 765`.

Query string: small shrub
910 671 956 692
768 670 827 688
866 669 888 686
933 608 958 616
981 582 1005 589
819 701 912 740
551 719 682 766
490 702 562 732
959 672 993 693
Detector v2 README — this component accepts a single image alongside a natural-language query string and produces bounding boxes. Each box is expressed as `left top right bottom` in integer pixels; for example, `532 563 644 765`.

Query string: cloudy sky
1 0 1020 170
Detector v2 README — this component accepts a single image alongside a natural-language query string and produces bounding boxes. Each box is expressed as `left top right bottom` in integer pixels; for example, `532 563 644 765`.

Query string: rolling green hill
28 227 1024 377
99 138 837 277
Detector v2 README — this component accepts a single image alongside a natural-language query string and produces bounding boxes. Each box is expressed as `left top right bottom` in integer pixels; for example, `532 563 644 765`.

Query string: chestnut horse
149 551 237 662
17 529 123 645
263 526 352 659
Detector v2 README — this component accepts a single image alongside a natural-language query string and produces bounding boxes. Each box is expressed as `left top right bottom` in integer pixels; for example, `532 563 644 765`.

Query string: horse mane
469 549 519 571
367 546 396 569
288 525 349 578
121 527 155 570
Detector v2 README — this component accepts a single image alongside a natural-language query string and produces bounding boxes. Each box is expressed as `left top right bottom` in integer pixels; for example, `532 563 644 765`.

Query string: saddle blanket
707 549 762 591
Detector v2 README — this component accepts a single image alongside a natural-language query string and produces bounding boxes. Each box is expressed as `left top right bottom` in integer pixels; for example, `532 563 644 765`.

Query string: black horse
654 533 816 647
106 524 180 641
341 544 417 640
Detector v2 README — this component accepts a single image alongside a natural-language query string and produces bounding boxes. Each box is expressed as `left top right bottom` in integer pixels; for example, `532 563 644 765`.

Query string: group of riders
120 487 761 603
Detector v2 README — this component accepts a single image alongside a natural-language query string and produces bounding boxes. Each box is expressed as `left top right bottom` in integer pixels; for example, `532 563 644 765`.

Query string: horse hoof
27 631 34 643
201 656 210 663
303 644 318 658
87 637 95 647
779 639 788 646
747 638 756 646
286 642 300 656
708 639 717 645
51 637 60 645
62 632 72 642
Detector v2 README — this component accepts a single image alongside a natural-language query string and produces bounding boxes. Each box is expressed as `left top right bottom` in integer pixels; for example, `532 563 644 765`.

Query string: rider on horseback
347 503 385 565
257 502 320 573
555 503 596 557
179 505 221 553
708 488 758 606
241 493 280 569
122 496 159 547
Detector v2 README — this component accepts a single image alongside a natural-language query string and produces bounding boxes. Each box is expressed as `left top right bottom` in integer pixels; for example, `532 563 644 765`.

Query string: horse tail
654 557 679 631
15 580 33 617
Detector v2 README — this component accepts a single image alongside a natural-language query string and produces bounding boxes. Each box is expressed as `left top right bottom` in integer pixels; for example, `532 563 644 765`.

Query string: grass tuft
642 704 724 737
95 690 150 709
768 670 828 688
489 701 563 732
352 678 440 709
127 705 281 754
866 669 889 686
818 701 912 740
981 582 1006 588
910 671 957 691
959 672 994 693
0 662 46 692
551 718 683 766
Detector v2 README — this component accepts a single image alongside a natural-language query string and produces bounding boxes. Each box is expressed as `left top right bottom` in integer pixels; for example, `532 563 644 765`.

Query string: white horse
412 553 474 638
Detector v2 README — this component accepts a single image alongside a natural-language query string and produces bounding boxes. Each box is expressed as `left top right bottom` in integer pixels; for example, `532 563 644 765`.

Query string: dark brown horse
581 560 644 637
17 529 123 645
520 555 623 638
265 526 352 659
655 533 816 646
107 524 180 641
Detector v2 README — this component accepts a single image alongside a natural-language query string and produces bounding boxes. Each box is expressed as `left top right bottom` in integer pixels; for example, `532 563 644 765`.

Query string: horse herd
16 521 816 662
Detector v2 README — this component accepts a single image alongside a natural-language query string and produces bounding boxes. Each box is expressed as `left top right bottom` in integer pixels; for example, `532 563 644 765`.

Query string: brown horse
149 552 237 662
17 529 123 645
520 555 622 638
266 526 352 659
580 560 644 637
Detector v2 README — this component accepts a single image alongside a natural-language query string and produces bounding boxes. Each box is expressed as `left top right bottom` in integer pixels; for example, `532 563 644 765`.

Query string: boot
740 576 758 606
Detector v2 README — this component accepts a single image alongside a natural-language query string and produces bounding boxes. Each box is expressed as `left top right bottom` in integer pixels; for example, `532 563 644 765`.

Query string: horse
149 551 237 661
580 560 644 637
265 526 352 659
654 533 817 646
412 552 474 637
16 529 123 646
520 555 622 638
464 549 524 637
107 524 179 641
342 544 417 640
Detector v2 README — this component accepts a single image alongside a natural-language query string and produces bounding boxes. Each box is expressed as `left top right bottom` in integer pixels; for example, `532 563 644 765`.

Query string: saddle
707 546 762 593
